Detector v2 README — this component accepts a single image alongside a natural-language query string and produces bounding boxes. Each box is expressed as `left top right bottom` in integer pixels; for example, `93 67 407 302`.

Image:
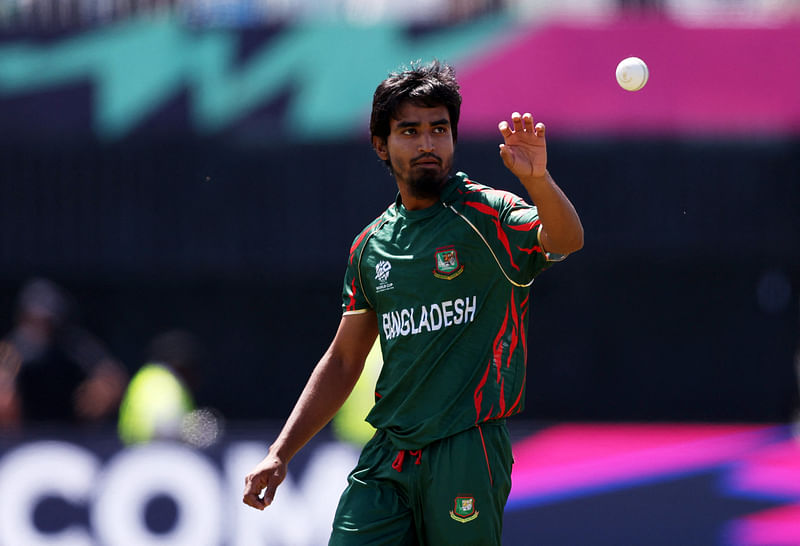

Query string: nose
418 133 434 153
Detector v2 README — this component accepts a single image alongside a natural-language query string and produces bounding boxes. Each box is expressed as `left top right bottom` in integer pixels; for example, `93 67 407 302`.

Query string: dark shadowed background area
1 136 797 421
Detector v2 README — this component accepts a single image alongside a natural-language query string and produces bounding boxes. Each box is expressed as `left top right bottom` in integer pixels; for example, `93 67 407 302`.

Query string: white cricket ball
616 56 649 92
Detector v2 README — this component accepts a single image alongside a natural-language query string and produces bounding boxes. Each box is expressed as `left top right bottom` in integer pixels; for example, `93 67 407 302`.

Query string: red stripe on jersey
464 200 499 219
460 181 505 199
506 292 519 370
517 245 543 255
497 293 520 418
345 278 358 311
511 219 542 254
505 292 529 417
520 294 529 363
349 218 383 265
506 219 541 231
492 304 511 418
497 379 506 418
474 361 491 424
493 306 509 382
477 188 517 209
519 309 528 366
458 187 483 196
464 201 521 271
461 185 519 211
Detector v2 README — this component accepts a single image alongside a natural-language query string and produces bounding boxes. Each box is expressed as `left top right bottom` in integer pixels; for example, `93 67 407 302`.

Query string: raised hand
498 112 547 180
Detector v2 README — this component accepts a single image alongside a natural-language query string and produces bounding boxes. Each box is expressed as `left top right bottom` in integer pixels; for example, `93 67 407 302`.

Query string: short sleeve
341 257 371 314
458 185 563 285
503 198 564 281
341 227 375 315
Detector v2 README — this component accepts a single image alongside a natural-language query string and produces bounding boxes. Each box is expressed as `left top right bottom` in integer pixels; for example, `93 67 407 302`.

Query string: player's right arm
498 112 583 256
242 310 378 510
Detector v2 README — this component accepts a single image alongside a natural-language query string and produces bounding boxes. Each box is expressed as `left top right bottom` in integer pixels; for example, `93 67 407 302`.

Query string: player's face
376 102 454 199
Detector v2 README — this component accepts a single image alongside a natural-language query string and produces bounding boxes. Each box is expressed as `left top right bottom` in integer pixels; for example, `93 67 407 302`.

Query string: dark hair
370 59 462 147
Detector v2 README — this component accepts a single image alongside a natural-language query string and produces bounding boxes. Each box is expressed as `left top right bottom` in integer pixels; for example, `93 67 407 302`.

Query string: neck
398 188 439 211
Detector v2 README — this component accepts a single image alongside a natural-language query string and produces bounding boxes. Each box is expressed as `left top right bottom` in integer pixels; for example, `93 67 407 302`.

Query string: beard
394 152 453 200
408 169 449 199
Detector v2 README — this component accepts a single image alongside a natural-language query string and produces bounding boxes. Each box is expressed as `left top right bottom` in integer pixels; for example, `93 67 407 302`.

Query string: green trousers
330 420 513 545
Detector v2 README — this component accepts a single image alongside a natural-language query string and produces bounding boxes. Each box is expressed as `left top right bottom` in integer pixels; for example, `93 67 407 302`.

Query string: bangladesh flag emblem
433 246 464 280
449 496 479 523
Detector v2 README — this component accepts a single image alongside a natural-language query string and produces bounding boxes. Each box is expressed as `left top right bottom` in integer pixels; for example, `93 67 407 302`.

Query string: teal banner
0 15 509 141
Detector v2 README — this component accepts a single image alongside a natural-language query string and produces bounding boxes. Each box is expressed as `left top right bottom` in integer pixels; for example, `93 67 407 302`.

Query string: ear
372 136 389 161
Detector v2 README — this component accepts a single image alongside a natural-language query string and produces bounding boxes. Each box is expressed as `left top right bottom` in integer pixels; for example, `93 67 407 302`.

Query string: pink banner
458 19 800 137
509 423 777 501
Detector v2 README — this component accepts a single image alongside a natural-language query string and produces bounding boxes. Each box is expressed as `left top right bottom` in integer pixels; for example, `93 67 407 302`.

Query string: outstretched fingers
497 111 548 179
498 112 542 139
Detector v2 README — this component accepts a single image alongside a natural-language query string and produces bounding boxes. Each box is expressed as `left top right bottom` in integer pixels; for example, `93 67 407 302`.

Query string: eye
433 126 448 134
402 128 417 135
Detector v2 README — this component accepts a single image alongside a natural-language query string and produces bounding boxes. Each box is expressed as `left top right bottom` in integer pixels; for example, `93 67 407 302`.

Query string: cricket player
243 60 584 545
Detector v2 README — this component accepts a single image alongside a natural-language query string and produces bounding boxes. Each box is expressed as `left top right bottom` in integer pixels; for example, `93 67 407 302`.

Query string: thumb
498 144 514 170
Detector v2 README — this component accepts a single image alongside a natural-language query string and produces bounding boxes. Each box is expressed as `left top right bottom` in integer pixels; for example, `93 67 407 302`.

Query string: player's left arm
498 112 584 255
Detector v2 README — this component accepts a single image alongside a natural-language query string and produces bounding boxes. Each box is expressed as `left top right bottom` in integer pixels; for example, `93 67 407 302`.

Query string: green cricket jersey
342 172 563 450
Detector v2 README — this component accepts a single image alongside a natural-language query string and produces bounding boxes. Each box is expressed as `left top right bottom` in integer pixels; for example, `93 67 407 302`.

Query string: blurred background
0 0 798 544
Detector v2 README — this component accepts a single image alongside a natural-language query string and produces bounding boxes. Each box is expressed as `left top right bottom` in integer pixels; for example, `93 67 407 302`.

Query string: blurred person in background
117 329 222 447
118 329 223 447
243 60 583 545
0 277 127 427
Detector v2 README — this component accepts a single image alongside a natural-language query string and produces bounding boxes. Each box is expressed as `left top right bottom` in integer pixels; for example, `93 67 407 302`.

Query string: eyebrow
395 118 450 129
